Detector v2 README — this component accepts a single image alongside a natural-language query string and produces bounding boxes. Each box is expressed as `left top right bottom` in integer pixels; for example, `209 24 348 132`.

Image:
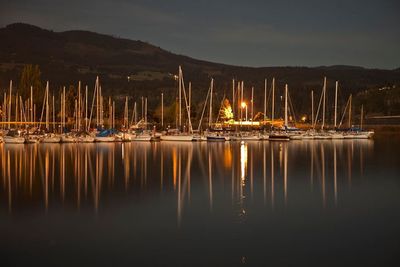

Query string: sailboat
329 81 344 139
161 66 193 142
40 82 61 143
87 78 115 142
76 131 95 143
353 105 374 139
204 79 229 141
269 84 290 141
312 77 331 140
3 130 25 144
130 98 154 141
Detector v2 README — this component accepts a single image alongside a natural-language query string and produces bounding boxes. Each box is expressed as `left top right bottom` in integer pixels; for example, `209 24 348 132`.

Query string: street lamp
241 102 248 121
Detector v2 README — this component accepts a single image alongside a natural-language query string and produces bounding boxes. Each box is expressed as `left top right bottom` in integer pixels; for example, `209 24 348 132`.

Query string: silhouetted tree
19 64 43 104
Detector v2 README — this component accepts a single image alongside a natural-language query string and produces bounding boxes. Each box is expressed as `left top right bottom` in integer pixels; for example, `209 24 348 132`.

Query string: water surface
1 134 399 266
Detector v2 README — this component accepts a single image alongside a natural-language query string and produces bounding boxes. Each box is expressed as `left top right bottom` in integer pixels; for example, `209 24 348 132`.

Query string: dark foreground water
1 133 399 266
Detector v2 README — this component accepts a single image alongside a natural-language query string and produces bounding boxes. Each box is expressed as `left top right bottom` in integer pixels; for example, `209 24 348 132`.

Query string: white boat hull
330 133 344 139
95 136 116 142
132 135 152 141
314 135 332 140
206 135 226 141
41 137 61 143
268 134 290 141
77 136 95 143
192 135 207 141
61 136 76 143
289 135 303 140
160 135 193 141
3 136 25 144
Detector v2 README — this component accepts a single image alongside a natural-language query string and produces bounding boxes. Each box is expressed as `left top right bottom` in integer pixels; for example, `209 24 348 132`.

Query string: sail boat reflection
284 143 288 205
333 142 337 206
0 139 373 220
170 143 193 227
271 143 275 209
321 143 326 208
239 142 248 217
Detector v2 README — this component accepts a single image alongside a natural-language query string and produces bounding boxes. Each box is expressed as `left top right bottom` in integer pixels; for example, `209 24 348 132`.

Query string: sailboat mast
181 73 193 133
8 80 12 128
99 85 104 127
322 77 326 130
144 98 147 130
178 66 182 129
78 81 81 131
271 78 275 124
360 104 364 130
311 90 314 127
109 97 112 129
188 82 191 124
96 76 99 128
161 93 164 128
64 86 66 131
140 96 143 122
124 96 128 128
74 99 78 131
334 81 338 128
46 82 49 131
60 90 63 134
348 94 352 128
85 85 88 130
284 84 288 128
232 79 235 120
3 92 6 130
30 86 33 125
52 94 55 133
241 81 244 124
264 79 267 121
209 78 214 128
15 93 18 128
134 102 137 124
251 86 254 125
113 101 116 129
238 82 242 125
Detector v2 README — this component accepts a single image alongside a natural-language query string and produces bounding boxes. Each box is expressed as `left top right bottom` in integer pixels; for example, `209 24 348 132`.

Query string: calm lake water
1 133 399 266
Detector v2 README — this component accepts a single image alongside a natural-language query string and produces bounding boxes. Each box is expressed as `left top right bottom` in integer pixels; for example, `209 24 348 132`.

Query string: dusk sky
1 0 399 69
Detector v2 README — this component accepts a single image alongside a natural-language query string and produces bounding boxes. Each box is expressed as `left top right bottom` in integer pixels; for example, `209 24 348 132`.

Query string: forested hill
0 23 399 117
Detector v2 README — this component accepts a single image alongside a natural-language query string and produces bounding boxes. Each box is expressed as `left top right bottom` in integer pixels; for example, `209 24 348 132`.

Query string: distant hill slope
0 23 399 116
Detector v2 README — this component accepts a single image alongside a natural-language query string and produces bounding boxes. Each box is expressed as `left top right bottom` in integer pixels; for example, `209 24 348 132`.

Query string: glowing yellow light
240 142 248 185
301 116 307 122
241 102 247 108
223 106 233 120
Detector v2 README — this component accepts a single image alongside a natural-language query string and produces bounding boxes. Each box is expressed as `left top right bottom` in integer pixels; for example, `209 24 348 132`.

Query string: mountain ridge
1 23 399 115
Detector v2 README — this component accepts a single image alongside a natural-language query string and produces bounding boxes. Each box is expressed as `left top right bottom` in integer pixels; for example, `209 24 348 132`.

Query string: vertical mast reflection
240 142 248 216
270 143 275 209
263 143 266 205
284 143 288 205
334 142 338 206
208 147 213 212
321 143 326 208
7 150 12 212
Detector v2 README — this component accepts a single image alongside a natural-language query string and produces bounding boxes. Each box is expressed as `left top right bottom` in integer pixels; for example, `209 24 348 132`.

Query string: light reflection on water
0 140 374 218
1 137 400 265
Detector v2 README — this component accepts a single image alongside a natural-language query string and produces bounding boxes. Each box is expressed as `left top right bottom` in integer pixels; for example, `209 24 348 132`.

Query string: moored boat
132 133 152 141
160 134 193 142
95 129 116 142
95 136 116 142
268 132 290 141
41 134 61 143
61 134 76 143
3 130 25 144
